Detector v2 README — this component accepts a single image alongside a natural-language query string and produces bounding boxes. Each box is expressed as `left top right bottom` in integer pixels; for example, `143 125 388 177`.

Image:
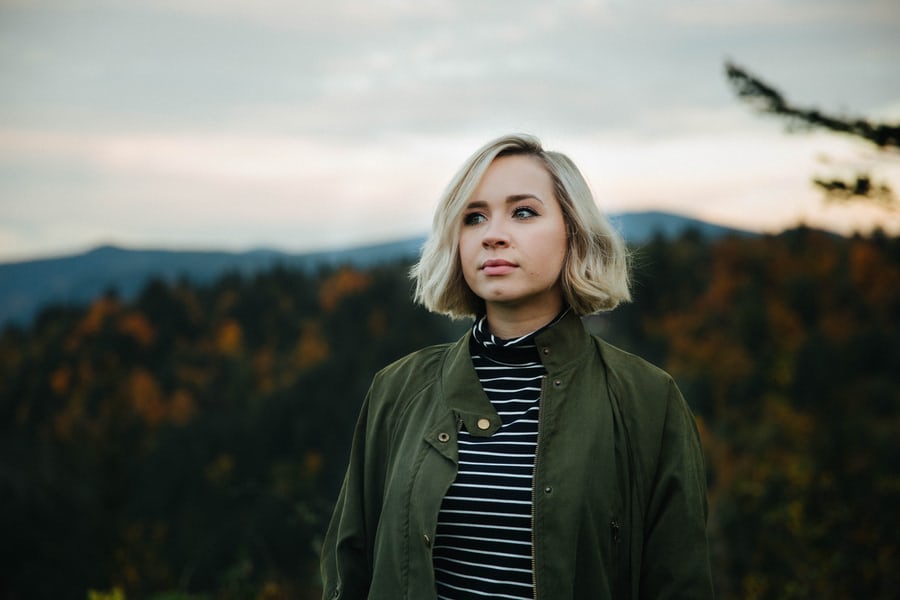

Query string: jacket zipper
531 376 546 600
611 519 621 598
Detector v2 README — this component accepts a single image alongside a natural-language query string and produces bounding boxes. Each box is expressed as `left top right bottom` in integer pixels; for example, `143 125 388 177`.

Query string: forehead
472 154 554 199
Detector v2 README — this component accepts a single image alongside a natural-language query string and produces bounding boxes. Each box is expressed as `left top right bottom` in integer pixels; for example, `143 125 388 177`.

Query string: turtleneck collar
470 310 569 364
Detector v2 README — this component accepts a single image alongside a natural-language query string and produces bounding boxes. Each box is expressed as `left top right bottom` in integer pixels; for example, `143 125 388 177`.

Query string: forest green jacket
320 311 714 599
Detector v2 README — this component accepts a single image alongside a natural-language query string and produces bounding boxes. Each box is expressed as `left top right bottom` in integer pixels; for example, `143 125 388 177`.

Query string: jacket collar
439 310 591 437
533 309 592 374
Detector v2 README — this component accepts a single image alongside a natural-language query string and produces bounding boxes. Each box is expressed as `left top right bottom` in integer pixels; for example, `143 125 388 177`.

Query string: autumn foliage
1 229 897 599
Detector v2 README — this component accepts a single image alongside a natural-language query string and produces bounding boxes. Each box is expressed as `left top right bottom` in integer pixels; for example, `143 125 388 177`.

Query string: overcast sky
2 0 899 262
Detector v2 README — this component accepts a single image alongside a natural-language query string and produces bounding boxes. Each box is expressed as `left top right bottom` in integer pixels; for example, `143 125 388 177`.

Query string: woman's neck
483 300 564 339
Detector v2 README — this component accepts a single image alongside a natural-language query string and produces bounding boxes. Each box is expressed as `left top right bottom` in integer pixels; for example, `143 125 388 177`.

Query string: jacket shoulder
370 342 454 397
589 335 693 456
591 335 675 394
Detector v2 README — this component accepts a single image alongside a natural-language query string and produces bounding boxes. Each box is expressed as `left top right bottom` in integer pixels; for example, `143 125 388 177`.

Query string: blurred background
1 1 898 598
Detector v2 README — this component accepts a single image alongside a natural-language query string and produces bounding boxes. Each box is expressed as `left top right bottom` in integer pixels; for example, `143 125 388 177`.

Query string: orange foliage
850 240 900 311
118 312 156 347
127 370 195 427
305 451 323 477
129 368 167 427
50 365 73 396
295 321 330 371
765 396 815 447
647 231 880 415
765 297 806 353
216 318 244 355
254 348 276 393
168 389 196 425
651 245 749 376
819 310 856 343
66 296 121 349
81 296 121 334
703 238 748 309
319 267 372 312
255 581 290 600
368 308 387 338
655 308 754 406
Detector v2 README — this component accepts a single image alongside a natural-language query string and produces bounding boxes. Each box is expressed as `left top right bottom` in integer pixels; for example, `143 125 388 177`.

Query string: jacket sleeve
320 392 377 600
640 378 714 599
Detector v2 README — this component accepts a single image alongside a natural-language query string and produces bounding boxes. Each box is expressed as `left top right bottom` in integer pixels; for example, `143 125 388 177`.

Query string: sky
1 0 899 262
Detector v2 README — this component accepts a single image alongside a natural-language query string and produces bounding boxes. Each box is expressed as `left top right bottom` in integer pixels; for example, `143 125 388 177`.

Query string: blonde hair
411 133 631 318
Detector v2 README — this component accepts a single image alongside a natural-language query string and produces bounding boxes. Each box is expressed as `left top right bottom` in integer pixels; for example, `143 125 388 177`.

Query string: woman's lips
481 259 517 276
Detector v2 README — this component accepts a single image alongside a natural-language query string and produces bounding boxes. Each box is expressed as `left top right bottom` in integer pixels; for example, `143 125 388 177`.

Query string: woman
320 134 714 599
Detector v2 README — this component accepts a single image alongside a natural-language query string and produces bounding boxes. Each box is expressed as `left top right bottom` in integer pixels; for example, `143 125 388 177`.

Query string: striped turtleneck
432 312 565 600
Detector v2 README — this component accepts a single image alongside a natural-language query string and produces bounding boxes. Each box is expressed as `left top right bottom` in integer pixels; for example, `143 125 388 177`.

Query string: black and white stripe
433 314 564 599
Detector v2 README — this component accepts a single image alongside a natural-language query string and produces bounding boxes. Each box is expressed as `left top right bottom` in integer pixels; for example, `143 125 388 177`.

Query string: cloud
1 0 899 261
5 0 897 138
0 128 476 259
662 0 900 26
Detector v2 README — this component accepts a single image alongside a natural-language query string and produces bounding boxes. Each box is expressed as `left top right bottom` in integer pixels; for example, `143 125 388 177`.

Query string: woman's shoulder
371 340 458 392
590 335 674 391
588 334 700 445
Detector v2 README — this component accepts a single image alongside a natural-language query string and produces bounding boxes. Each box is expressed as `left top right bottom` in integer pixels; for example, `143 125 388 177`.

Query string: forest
1 226 898 599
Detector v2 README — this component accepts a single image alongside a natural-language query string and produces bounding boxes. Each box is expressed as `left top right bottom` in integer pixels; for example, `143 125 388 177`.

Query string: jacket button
544 486 553 494
542 347 550 355
437 432 450 443
477 418 491 430
553 379 562 387
423 534 432 547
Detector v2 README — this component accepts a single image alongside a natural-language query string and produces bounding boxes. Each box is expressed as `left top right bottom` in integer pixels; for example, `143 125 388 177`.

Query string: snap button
544 486 553 494
542 347 550 355
553 379 562 387
477 418 491 430
437 432 450 443
423 534 432 547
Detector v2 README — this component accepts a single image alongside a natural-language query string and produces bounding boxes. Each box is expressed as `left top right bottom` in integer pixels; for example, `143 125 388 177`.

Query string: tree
725 61 899 210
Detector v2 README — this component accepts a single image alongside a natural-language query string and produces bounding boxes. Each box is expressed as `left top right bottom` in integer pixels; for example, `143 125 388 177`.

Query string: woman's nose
482 221 509 248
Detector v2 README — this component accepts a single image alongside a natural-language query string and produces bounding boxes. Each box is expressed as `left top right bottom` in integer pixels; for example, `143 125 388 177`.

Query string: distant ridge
0 238 427 328
0 211 752 327
611 210 753 242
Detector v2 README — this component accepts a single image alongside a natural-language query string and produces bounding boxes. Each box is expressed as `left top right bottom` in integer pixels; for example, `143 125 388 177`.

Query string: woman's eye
513 207 538 219
463 213 486 226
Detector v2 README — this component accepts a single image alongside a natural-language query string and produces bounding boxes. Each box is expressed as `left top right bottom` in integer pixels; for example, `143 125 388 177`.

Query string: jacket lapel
439 329 501 437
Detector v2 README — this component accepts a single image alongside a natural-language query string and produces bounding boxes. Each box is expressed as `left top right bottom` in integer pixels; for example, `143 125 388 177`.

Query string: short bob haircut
412 133 631 319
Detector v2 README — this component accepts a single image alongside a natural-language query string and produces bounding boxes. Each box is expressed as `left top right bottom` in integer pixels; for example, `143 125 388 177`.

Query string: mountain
611 210 753 241
0 211 753 327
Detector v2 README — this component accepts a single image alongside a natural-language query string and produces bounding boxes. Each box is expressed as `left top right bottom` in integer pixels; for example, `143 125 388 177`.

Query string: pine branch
725 61 900 149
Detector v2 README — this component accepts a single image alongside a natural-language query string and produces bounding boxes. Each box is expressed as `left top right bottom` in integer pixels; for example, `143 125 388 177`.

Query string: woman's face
458 154 568 319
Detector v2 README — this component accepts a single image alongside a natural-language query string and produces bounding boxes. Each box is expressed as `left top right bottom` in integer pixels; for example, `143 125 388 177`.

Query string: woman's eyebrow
507 193 544 205
465 194 545 209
